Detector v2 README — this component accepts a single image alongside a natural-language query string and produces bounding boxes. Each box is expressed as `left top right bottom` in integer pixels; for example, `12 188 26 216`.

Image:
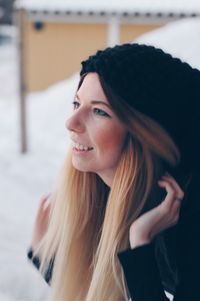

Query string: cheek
95 125 126 158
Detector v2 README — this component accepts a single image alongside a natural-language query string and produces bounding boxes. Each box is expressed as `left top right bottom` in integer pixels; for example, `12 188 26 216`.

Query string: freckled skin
65 72 127 186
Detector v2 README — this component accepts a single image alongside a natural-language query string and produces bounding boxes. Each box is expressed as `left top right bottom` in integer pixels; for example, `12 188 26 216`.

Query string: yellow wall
120 23 160 43
24 21 107 91
22 13 162 92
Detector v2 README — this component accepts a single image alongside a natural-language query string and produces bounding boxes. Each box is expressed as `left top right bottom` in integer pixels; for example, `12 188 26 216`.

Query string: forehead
78 73 108 103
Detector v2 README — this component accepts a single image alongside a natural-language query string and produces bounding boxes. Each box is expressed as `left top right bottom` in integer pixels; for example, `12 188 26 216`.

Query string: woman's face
65 72 127 186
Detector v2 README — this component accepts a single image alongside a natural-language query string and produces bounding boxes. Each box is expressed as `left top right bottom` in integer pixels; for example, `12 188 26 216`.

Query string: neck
96 172 113 188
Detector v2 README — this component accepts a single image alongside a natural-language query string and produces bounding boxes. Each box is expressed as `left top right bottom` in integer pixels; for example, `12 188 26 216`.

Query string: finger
158 180 180 206
158 180 182 220
172 199 181 215
158 179 176 197
161 175 184 199
162 176 184 199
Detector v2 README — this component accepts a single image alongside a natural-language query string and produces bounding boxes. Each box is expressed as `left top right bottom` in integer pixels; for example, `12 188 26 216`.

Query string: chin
72 161 92 173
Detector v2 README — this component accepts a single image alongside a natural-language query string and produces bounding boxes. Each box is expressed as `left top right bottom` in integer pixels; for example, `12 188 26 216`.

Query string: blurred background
1 0 200 300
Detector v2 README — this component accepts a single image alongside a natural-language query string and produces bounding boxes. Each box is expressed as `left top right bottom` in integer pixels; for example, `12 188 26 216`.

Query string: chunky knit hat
80 43 200 174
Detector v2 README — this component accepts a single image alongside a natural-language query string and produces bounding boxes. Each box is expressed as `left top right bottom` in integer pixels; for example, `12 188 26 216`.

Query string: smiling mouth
72 142 94 151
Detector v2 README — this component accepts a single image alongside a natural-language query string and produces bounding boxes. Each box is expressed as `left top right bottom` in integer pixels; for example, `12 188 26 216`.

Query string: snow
135 18 200 70
1 17 200 301
15 0 200 14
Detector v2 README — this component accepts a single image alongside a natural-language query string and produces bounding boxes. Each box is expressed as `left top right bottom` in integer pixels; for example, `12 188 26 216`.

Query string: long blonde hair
34 74 180 301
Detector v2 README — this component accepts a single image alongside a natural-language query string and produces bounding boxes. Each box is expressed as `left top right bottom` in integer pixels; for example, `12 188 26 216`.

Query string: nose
65 112 85 133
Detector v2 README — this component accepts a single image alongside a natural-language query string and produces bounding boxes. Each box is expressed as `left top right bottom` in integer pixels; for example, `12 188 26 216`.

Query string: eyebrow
75 93 111 109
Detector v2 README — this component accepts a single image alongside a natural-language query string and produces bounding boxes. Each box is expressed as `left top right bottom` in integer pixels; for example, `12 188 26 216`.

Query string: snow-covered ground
1 18 200 301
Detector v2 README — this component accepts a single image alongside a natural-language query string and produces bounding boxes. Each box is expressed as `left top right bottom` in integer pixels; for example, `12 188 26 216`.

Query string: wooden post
107 16 120 47
16 8 28 153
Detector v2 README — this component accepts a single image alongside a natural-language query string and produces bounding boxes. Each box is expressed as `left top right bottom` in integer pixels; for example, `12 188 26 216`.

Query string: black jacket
118 170 200 300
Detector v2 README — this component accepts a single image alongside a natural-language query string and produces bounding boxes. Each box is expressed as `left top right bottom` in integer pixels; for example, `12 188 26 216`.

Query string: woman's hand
129 174 184 249
31 193 51 251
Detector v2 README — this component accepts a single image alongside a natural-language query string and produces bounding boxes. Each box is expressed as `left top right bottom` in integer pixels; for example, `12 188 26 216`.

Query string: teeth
74 142 93 151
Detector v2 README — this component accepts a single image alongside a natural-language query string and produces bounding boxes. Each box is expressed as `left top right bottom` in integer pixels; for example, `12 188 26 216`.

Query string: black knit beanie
80 43 200 174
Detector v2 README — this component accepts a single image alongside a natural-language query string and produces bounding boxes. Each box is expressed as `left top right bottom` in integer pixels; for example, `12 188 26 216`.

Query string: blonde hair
34 77 180 301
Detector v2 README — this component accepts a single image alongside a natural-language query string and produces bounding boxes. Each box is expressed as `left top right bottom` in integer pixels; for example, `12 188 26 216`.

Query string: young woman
27 43 200 301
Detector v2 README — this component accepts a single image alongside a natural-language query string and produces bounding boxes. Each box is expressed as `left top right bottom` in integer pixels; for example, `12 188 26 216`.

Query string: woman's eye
93 108 110 117
72 101 80 110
